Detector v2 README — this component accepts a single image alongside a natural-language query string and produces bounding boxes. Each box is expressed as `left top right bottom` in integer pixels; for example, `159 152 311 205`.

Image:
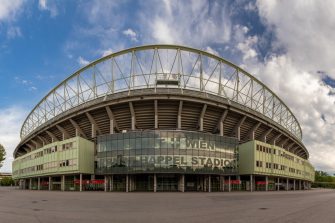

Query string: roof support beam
246 122 261 141
26 143 34 151
56 124 70 140
23 147 30 153
280 138 290 149
216 110 228 136
291 146 300 155
105 106 119 134
31 139 42 149
46 130 58 142
37 135 47 146
260 128 272 143
69 119 87 138
177 101 183 129
198 104 207 131
154 100 158 129
234 116 246 141
268 133 282 146
129 102 136 131
287 142 295 152
86 112 101 138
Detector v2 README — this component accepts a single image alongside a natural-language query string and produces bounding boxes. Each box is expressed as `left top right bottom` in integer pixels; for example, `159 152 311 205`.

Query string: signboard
74 180 105 185
224 180 241 185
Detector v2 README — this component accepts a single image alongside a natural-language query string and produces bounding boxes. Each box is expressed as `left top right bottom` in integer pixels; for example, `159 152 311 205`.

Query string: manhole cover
32 201 38 204
259 208 268 210
33 209 41 211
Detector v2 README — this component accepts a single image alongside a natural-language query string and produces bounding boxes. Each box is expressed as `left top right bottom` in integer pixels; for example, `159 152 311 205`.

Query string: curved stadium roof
17 45 305 157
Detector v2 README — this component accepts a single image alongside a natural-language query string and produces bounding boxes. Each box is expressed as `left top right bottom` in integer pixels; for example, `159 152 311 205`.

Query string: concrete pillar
293 179 296 191
250 175 253 192
37 178 40 190
180 175 185 192
126 175 129 192
48 176 52 191
154 174 157 192
61 175 65 191
277 178 280 191
286 178 289 191
111 175 114 191
228 176 231 192
219 122 224 136
220 176 224 192
104 176 107 192
266 176 268 191
79 174 83 192
237 175 241 191
109 176 112 192
29 178 32 190
299 180 301 190
208 175 211 192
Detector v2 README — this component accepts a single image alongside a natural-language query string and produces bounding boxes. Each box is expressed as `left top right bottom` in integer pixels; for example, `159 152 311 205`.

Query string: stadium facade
12 45 314 192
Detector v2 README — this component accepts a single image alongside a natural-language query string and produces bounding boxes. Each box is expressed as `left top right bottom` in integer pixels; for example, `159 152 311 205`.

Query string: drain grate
259 208 268 210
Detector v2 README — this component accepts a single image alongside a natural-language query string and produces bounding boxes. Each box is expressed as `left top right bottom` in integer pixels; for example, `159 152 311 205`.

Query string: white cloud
122 28 138 42
256 0 335 78
77 56 90 66
101 48 113 57
233 0 335 173
6 26 22 39
0 0 24 21
0 107 28 172
38 0 58 17
205 46 219 56
139 1 232 47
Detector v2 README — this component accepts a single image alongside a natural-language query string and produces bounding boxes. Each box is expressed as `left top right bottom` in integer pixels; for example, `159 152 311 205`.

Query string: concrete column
277 178 280 191
48 176 52 191
111 175 114 191
61 175 65 191
126 175 129 192
286 178 289 191
37 178 40 190
237 175 241 191
299 180 301 190
79 174 83 192
266 176 268 191
109 176 112 192
220 176 224 192
219 121 224 136
180 175 185 192
208 175 211 192
104 176 107 192
228 176 231 192
29 178 32 190
293 179 296 191
250 175 253 192
154 174 157 192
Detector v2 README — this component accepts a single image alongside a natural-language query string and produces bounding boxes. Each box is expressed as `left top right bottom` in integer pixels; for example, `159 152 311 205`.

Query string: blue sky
1 0 335 173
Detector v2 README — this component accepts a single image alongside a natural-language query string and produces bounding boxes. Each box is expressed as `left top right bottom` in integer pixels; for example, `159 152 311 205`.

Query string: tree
0 177 14 186
0 144 5 169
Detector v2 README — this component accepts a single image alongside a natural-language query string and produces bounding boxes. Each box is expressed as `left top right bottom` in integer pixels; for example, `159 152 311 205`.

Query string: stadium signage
141 155 237 168
185 139 215 150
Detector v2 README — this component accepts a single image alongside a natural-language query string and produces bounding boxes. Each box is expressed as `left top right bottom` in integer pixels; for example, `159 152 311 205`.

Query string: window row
17 142 77 164
256 144 299 163
256 160 307 176
17 159 78 174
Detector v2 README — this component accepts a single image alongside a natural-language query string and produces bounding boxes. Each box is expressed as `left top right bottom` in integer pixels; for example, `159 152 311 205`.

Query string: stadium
12 45 314 192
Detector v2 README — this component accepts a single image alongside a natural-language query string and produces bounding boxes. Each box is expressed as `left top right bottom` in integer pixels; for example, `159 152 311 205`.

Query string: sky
0 0 335 173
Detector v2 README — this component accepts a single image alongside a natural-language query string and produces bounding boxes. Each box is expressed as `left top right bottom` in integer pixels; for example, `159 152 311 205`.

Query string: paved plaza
0 187 334 223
